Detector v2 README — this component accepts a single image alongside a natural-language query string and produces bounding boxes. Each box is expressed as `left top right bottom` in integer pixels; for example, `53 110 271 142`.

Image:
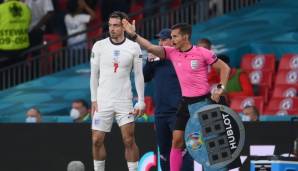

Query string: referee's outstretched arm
122 19 166 59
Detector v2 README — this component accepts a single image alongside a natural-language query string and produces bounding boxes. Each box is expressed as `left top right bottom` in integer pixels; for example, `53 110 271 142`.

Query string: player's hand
131 101 146 118
211 88 224 103
148 53 159 62
122 19 136 36
91 101 98 117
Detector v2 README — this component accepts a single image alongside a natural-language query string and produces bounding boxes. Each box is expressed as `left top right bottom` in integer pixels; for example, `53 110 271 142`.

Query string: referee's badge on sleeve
139 55 143 58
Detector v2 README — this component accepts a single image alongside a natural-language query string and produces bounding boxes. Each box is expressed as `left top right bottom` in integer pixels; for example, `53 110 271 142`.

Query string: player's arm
133 46 146 116
90 43 100 115
212 59 230 87
122 19 165 59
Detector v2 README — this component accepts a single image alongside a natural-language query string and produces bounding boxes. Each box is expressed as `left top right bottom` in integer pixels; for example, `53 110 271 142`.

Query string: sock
94 160 105 171
170 148 183 171
127 161 138 171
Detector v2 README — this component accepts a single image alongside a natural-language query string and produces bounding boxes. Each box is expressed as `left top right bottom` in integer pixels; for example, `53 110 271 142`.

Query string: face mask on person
26 116 37 123
239 113 251 122
70 108 80 120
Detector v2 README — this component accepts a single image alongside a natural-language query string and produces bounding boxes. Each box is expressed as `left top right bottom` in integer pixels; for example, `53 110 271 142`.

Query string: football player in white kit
90 11 145 171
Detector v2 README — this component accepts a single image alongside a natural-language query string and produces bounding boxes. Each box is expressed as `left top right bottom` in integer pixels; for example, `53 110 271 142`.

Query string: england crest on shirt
190 60 199 69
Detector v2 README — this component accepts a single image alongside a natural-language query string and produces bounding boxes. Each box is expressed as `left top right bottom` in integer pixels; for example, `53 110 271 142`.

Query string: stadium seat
230 96 264 114
263 109 298 115
272 84 298 98
247 70 274 88
240 54 276 72
278 54 298 71
43 34 63 52
42 34 63 74
275 70 298 85
264 97 298 115
258 84 270 103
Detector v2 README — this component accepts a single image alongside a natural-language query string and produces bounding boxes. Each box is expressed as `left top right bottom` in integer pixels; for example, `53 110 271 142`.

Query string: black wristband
131 33 138 41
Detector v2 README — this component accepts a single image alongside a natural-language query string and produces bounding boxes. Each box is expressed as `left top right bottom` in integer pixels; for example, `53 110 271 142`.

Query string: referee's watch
217 84 225 90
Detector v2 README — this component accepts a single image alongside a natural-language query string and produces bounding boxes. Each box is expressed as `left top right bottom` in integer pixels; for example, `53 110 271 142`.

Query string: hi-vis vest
0 1 31 50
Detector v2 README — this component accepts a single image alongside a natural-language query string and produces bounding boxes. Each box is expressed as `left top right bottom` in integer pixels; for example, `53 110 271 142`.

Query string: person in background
64 0 95 48
0 0 31 68
26 107 42 123
197 38 212 50
24 0 54 48
70 99 91 123
241 105 260 122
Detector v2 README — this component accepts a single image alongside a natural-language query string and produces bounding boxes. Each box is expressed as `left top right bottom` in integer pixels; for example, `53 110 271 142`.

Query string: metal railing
0 0 262 90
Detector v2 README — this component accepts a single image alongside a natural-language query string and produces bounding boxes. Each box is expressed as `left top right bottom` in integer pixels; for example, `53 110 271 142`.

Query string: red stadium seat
275 70 298 85
230 96 264 114
240 54 276 72
264 109 298 115
264 97 298 115
41 34 63 74
278 54 298 71
247 70 274 88
272 84 298 98
43 34 63 52
259 84 270 103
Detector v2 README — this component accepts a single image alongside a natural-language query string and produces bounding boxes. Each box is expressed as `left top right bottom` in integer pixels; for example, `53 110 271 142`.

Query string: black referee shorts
174 99 190 131
174 94 211 131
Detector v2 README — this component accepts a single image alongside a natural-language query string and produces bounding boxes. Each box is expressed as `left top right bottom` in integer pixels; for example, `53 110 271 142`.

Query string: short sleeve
44 0 54 12
78 14 91 24
163 46 175 61
133 43 142 60
199 47 218 65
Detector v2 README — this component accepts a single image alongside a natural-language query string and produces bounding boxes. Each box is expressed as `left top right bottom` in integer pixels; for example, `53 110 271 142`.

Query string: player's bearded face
108 18 124 38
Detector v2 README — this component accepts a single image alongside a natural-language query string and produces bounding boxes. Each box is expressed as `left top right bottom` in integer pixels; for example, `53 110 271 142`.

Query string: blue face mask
26 116 37 123
239 113 251 122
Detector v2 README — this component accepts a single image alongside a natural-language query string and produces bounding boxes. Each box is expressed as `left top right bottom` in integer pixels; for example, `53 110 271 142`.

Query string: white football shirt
90 37 144 103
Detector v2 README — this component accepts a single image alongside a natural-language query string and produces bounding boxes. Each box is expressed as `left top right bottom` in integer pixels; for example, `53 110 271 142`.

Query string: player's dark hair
171 23 192 39
109 11 129 21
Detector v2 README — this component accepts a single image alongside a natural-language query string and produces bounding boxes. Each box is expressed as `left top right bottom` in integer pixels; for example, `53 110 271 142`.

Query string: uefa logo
251 55 265 69
241 98 255 109
283 88 297 97
249 71 262 84
286 71 298 84
279 98 293 110
186 132 203 151
290 56 298 69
